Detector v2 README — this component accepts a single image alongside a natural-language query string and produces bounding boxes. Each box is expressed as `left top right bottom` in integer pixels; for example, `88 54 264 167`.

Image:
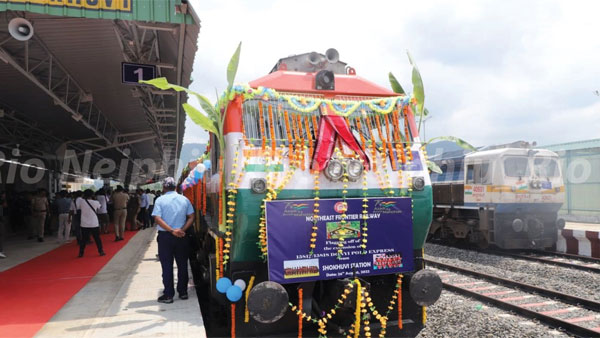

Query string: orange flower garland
364 113 378 171
268 104 277 158
231 303 236 338
258 101 267 152
304 115 314 165
298 288 303 338
284 110 294 157
403 107 413 162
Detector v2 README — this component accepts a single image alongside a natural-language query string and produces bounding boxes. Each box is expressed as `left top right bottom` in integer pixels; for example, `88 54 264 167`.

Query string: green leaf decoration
427 136 477 152
227 42 242 92
427 160 443 174
183 103 218 135
388 72 405 94
407 50 425 116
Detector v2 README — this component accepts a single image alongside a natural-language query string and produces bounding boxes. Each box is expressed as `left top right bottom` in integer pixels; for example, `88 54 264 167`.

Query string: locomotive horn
325 48 339 63
308 51 321 66
8 18 34 41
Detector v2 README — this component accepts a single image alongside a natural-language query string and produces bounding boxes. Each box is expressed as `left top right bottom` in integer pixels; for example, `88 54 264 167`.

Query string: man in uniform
152 177 194 304
32 189 49 242
111 186 129 241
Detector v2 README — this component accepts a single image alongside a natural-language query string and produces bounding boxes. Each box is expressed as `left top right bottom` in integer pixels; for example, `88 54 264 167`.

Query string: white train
429 146 566 249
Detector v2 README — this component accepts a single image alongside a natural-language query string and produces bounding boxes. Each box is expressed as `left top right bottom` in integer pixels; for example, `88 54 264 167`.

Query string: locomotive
178 48 442 337
429 142 566 249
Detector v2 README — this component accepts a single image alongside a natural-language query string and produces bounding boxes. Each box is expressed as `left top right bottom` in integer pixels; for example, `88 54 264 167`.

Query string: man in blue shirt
152 177 195 303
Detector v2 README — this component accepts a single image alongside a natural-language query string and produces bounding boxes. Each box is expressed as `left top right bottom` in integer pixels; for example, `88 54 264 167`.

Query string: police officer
152 177 194 303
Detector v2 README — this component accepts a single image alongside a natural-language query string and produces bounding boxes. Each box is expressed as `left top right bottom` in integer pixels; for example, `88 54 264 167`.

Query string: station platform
556 222 600 259
0 228 206 338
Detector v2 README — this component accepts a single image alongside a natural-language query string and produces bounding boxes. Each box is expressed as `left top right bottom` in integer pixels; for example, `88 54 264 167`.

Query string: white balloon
234 279 246 291
195 163 206 172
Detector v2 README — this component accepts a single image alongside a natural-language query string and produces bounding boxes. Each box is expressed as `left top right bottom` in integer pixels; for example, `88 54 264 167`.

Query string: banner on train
3 0 133 12
265 197 414 284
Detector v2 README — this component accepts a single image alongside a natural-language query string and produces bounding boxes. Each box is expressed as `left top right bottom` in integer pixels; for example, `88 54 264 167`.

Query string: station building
542 139 600 222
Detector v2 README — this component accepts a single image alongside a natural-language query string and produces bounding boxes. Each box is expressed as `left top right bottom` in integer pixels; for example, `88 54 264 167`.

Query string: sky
182 0 600 148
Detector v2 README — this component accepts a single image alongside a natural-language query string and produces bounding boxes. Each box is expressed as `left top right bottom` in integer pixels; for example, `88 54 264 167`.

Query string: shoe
38 237 44 242
179 293 189 300
115 237 119 242
99 252 106 256
0 252 6 259
78 253 83 258
157 295 173 304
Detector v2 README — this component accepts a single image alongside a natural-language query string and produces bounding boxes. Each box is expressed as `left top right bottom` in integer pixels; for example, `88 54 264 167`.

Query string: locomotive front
198 50 442 336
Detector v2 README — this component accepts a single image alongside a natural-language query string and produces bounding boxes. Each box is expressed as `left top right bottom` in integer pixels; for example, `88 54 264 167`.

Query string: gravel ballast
417 290 572 338
424 243 600 302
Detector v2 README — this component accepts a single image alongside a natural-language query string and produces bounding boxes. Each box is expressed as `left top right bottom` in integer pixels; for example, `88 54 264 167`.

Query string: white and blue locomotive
429 145 566 249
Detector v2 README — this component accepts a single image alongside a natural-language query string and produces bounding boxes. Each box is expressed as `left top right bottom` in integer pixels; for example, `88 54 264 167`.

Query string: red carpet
0 230 139 338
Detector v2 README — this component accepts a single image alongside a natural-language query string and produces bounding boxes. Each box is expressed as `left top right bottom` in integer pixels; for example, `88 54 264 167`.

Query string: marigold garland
364 113 378 172
231 303 236 338
284 110 294 157
258 101 266 152
298 288 303 338
244 275 255 323
268 104 277 158
361 163 369 254
310 171 320 254
228 83 411 117
223 148 247 268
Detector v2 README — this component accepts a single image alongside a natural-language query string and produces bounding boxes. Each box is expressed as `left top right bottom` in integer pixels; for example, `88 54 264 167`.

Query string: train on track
429 143 566 249
178 49 442 337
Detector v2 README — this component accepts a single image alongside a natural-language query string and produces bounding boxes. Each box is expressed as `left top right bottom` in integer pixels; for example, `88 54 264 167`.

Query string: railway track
486 250 600 274
425 259 600 337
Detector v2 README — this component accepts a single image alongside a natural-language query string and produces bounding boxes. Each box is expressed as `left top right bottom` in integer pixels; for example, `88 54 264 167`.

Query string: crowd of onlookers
0 187 162 258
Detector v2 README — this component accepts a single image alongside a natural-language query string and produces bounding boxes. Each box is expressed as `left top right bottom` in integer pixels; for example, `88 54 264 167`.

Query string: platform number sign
122 62 157 85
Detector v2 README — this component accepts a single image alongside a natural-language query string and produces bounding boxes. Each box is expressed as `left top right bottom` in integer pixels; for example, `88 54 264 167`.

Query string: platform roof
0 0 199 183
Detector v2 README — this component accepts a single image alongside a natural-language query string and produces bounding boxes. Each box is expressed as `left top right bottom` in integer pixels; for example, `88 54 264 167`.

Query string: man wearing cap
152 177 195 303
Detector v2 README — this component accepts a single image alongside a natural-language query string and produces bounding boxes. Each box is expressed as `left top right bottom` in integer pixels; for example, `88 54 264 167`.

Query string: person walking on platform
139 189 150 229
77 190 105 258
147 189 156 227
112 186 128 241
71 191 83 246
95 189 110 234
55 191 72 244
32 189 49 242
152 177 194 304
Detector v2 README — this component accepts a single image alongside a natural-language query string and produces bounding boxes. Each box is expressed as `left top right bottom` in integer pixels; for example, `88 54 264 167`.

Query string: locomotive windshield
503 157 530 177
534 158 559 177
241 98 414 148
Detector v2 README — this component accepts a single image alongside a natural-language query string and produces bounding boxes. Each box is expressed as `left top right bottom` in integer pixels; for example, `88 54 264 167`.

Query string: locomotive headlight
251 178 267 194
346 159 363 181
412 176 425 191
512 218 524 232
325 159 344 181
556 218 566 230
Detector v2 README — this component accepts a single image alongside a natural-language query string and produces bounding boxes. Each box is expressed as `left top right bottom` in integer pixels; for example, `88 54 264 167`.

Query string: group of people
0 187 163 258
1 178 195 306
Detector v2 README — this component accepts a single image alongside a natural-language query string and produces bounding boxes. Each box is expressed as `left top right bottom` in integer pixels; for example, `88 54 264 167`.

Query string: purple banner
265 197 414 284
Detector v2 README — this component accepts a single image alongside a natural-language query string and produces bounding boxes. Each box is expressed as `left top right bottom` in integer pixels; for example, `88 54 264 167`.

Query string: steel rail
486 250 600 274
426 259 600 337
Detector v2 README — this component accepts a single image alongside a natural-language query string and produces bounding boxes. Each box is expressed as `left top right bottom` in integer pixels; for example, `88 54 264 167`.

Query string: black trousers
79 227 104 255
148 206 154 225
157 231 189 297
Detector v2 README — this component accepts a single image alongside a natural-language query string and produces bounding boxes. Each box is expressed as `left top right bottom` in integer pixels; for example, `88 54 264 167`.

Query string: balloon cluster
216 277 246 302
181 160 211 191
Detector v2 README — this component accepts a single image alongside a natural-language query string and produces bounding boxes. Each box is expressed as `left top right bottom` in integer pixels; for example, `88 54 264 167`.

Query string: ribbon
311 105 371 171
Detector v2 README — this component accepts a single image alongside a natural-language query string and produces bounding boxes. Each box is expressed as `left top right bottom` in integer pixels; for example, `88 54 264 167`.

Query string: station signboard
121 62 157 85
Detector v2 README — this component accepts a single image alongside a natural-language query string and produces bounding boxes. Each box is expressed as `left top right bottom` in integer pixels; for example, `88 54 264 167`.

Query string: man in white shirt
77 190 105 258
146 189 156 227
95 189 110 234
